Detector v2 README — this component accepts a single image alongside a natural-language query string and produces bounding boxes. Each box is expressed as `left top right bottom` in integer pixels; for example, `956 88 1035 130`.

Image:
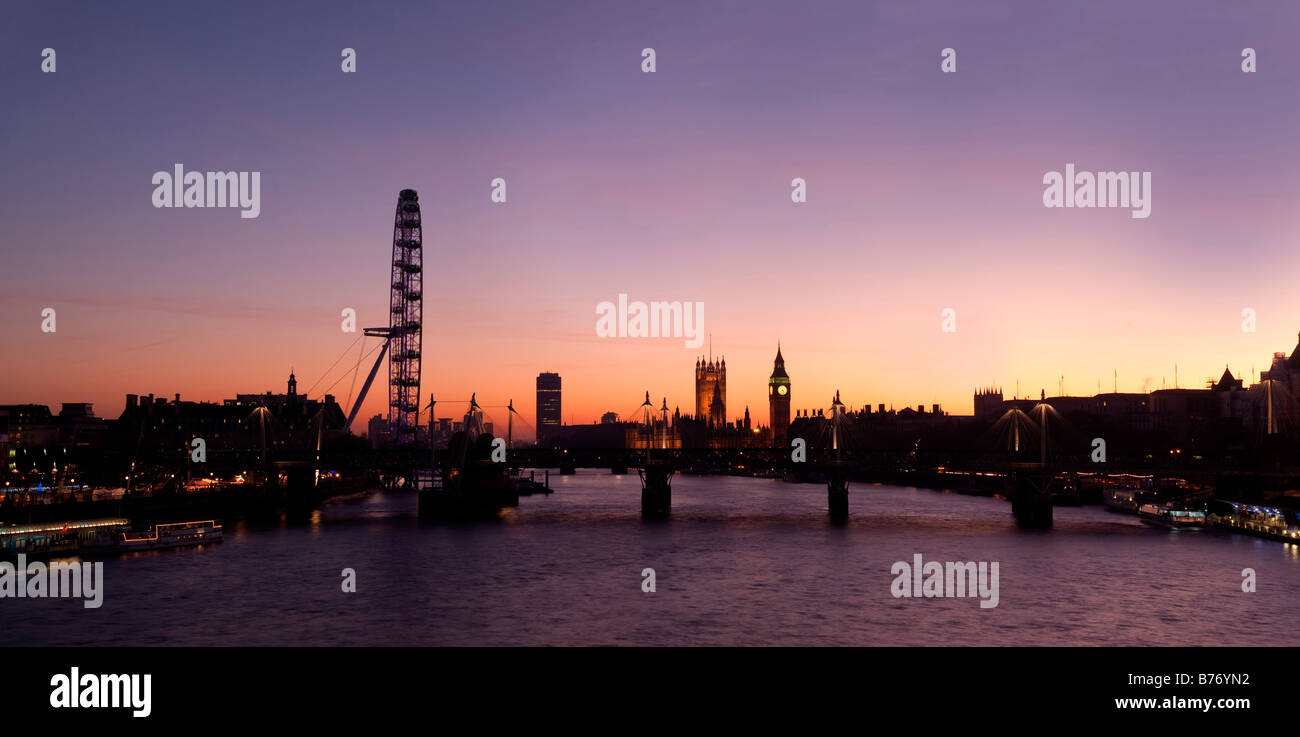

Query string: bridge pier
827 469 848 522
273 463 319 522
640 463 672 519
1010 469 1053 529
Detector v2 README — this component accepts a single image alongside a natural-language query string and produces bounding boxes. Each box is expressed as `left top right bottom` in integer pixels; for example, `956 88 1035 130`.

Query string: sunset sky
3 1 1299 440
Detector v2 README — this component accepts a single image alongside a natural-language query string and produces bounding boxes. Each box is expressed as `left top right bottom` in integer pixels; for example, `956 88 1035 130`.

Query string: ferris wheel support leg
343 339 391 432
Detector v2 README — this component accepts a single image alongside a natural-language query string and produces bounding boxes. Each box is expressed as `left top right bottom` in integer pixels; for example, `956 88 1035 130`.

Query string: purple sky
3 1 1299 434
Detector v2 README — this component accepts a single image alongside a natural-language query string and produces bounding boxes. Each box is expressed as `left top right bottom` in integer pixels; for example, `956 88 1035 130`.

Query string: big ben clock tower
768 344 791 449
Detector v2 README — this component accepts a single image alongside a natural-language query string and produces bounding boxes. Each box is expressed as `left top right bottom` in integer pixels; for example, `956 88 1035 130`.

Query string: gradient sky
3 1 1299 439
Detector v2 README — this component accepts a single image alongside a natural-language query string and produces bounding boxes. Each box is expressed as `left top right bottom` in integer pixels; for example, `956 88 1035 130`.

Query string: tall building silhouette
974 386 1003 421
695 354 726 426
536 372 561 446
768 345 791 448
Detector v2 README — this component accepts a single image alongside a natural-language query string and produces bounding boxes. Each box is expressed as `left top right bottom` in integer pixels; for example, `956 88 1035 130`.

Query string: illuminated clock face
777 385 788 396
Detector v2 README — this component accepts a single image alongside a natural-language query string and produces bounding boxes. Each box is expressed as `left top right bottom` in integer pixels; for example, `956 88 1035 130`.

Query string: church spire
770 344 788 379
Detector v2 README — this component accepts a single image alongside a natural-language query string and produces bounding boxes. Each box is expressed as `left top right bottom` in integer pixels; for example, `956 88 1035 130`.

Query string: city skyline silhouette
4 0 1298 431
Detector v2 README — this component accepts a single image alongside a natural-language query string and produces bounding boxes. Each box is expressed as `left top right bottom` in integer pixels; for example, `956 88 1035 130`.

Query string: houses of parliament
695 355 728 428
539 344 796 450
692 346 792 448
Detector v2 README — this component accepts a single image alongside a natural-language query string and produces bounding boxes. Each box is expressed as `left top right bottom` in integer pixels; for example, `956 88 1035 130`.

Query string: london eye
335 189 424 449
386 189 423 447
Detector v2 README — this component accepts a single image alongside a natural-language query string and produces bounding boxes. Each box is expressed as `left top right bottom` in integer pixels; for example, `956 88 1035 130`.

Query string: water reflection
5 474 1297 646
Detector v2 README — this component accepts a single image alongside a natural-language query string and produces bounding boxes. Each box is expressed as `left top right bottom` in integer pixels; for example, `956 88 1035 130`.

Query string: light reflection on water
5 470 1298 646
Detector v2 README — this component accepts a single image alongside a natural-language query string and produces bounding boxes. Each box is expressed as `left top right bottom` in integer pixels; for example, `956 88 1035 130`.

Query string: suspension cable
303 333 365 397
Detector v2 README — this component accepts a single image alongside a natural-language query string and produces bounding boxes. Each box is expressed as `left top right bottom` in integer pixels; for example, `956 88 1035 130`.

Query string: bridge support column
640 464 672 519
1010 469 1053 529
828 468 848 522
279 465 318 521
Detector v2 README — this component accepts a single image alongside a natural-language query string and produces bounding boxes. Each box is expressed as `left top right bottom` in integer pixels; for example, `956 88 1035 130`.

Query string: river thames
4 472 1298 646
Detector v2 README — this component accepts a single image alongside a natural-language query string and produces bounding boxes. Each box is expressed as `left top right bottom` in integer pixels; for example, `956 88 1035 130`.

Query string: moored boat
1207 500 1300 543
419 403 519 522
513 469 552 496
1100 474 1156 513
119 520 223 551
0 518 130 557
1138 503 1206 529
1103 486 1148 513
